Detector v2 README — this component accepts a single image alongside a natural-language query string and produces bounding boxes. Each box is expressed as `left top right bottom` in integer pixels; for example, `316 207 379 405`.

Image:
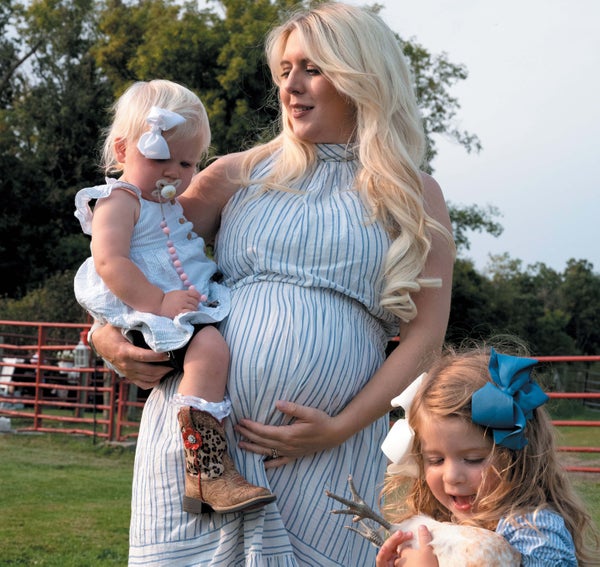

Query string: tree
0 0 112 297
560 259 600 355
446 258 495 344
448 202 503 254
402 39 482 170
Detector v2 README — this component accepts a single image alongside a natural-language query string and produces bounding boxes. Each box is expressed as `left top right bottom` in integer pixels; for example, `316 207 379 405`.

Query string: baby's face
122 135 201 201
420 416 499 521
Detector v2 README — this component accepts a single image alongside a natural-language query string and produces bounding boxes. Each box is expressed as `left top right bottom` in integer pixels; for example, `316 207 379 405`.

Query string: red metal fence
1 320 599 472
0 320 144 443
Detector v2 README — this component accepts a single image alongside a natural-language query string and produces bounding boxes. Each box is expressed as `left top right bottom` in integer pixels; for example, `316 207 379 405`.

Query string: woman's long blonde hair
382 344 599 565
239 2 455 322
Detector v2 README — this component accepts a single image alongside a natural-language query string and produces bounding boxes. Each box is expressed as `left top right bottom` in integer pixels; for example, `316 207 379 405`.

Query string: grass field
0 433 133 566
0 428 598 566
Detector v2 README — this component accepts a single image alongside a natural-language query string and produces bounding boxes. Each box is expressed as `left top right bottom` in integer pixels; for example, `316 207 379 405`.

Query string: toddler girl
377 345 598 566
74 80 274 514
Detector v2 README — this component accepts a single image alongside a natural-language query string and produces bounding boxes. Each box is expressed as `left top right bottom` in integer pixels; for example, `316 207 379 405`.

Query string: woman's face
278 30 356 144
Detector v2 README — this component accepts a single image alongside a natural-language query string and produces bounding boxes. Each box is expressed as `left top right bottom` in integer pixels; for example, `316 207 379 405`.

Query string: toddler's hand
160 288 202 318
376 525 438 567
375 530 414 567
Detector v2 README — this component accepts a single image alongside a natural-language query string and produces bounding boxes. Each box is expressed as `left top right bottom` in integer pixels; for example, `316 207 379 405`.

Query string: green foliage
0 0 111 297
449 202 503 252
447 253 598 356
0 270 87 324
402 39 482 170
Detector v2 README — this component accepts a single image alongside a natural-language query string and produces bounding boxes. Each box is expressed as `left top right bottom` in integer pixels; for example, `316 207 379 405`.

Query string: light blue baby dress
74 179 229 352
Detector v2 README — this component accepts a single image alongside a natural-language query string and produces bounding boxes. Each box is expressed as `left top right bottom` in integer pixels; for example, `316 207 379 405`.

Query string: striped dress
496 509 577 565
129 144 396 566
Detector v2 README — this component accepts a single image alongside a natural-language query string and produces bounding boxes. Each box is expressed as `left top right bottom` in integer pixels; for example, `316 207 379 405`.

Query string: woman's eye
306 67 320 75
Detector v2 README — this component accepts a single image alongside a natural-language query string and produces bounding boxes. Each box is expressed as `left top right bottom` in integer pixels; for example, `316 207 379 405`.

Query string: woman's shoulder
419 171 452 232
419 171 443 201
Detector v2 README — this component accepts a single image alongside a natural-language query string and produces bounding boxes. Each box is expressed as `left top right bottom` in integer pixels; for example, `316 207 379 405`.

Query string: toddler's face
420 416 499 521
118 135 202 200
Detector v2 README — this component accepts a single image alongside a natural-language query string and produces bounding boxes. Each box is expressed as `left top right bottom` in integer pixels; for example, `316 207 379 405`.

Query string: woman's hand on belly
235 400 346 469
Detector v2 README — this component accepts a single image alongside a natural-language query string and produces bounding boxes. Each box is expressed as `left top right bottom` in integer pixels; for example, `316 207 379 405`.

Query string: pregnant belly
219 282 387 424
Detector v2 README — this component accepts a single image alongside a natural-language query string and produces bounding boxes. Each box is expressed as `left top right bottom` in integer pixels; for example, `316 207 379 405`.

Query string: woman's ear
114 137 127 162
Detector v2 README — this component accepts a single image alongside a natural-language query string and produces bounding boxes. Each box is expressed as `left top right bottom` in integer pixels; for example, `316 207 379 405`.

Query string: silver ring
271 448 279 460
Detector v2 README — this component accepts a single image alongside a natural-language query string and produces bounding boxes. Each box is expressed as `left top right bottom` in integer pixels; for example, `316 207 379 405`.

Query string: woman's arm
235 173 454 465
179 151 247 242
90 323 171 389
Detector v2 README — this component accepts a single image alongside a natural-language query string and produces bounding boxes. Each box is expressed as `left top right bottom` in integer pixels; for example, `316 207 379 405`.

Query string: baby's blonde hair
239 2 455 322
382 343 598 565
101 79 210 175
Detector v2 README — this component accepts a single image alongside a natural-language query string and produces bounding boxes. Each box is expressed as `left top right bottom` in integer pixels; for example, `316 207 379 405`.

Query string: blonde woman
92 3 455 565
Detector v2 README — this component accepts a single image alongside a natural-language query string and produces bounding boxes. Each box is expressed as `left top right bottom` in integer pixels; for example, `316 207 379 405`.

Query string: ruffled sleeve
74 179 140 235
496 509 577 566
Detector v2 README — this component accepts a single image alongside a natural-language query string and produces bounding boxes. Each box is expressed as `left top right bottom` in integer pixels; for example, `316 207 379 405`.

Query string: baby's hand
160 288 202 318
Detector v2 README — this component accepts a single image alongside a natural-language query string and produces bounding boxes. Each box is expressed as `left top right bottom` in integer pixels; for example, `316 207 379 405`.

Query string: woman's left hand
235 401 344 469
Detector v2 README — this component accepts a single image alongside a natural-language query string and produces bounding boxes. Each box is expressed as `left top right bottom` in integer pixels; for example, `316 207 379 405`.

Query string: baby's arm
91 190 200 317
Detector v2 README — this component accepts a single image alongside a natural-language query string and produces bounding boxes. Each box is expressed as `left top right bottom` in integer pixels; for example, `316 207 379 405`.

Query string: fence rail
1 320 599 472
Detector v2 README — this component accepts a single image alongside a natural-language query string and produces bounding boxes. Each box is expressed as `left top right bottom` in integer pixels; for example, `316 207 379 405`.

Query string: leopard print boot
177 406 276 514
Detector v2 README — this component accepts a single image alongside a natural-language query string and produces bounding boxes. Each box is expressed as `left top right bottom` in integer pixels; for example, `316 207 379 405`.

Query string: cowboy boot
178 406 276 514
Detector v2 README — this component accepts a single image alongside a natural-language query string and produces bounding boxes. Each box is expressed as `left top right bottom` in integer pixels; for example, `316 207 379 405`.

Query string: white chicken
326 476 520 567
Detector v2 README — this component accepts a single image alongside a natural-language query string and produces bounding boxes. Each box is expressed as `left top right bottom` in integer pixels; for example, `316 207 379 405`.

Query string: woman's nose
283 69 303 94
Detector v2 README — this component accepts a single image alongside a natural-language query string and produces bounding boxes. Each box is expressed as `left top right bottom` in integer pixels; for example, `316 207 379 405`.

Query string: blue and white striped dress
129 144 396 566
497 509 577 566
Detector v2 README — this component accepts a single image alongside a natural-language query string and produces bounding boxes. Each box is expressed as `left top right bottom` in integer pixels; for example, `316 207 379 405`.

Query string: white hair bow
137 106 186 159
380 373 426 477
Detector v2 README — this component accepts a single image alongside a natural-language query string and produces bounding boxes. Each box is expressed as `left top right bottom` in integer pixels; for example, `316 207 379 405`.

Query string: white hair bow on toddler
380 373 425 477
137 106 186 159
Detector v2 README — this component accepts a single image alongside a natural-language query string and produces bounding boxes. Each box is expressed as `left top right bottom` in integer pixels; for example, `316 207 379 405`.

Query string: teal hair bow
471 348 549 450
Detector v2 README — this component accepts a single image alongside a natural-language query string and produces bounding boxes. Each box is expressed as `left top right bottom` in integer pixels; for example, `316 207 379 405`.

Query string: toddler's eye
464 458 485 465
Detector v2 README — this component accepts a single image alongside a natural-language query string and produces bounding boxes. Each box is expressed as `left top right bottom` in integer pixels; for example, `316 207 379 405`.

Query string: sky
366 0 600 273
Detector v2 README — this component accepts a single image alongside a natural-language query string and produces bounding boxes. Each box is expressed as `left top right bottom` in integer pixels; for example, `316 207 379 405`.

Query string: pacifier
153 179 181 200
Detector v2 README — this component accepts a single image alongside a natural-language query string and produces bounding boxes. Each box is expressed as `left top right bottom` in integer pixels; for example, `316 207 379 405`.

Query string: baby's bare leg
177 325 229 402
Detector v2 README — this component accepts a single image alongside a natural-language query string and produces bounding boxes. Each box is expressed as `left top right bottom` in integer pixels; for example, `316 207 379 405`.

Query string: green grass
0 428 598 566
0 433 134 566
